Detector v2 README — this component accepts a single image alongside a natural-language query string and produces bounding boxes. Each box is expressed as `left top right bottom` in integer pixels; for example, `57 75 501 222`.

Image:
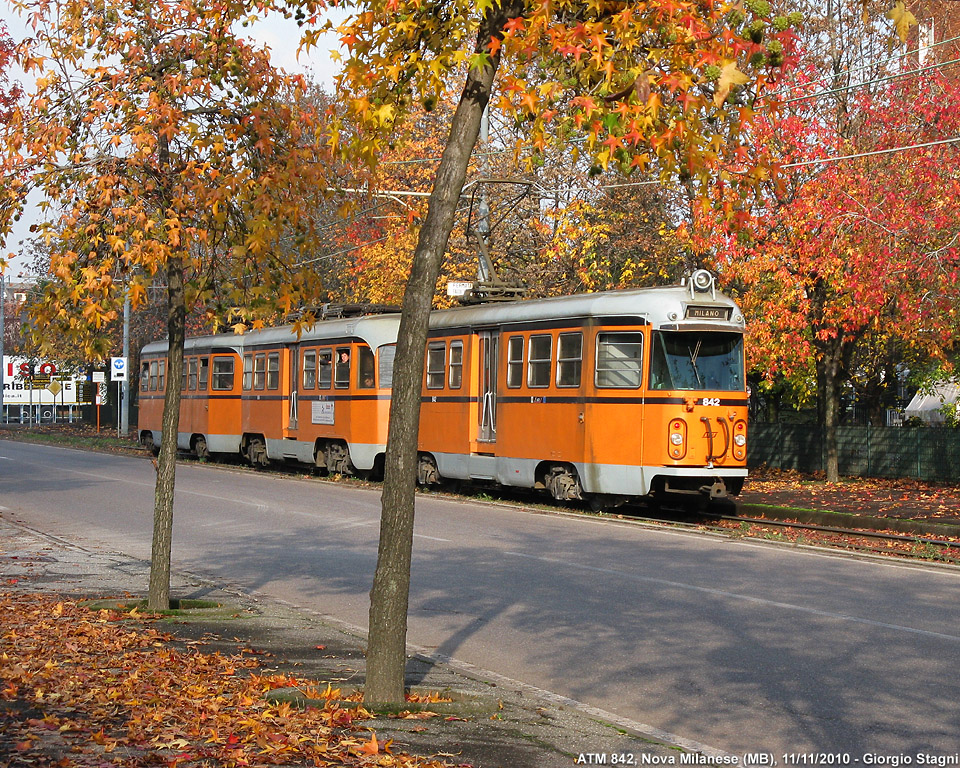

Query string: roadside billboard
2 356 84 405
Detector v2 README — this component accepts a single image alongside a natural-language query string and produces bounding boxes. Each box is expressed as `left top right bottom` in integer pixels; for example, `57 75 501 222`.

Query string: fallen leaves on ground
742 468 960 520
0 593 460 767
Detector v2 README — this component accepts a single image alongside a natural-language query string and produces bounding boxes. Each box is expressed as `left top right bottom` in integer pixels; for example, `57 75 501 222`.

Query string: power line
782 135 960 169
775 56 960 107
764 32 960 100
294 235 392 267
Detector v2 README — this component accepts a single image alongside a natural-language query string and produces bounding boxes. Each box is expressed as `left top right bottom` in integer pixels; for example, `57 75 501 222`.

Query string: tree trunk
364 2 522 706
147 256 186 611
817 343 842 483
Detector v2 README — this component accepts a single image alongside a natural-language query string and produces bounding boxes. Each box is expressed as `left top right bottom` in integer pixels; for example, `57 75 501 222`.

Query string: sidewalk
0 516 691 768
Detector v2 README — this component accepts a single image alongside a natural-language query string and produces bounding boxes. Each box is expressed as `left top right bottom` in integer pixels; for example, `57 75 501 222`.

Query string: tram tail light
732 420 747 461
668 419 687 459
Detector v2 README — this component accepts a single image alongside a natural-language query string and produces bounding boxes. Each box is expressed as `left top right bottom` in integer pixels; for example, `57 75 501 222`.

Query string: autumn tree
0 20 17 117
329 93 683 305
0 20 23 262
2 0 331 609
693 1 960 480
704 66 960 479
295 0 803 704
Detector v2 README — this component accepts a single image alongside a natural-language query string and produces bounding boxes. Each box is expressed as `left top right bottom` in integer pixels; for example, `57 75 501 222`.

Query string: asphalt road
2 439 959 758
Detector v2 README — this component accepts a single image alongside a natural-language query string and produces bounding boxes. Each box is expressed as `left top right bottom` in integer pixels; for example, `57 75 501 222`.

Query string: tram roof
429 283 745 332
141 313 402 356
141 283 744 357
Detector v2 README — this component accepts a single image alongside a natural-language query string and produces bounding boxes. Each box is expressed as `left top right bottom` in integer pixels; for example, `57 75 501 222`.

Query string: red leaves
744 468 960 523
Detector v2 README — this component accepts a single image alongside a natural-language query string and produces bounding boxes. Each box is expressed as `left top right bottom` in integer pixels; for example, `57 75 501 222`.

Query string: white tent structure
904 381 960 424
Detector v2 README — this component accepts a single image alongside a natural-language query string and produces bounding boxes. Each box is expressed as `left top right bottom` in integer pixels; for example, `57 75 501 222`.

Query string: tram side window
188 358 198 391
181 359 188 391
149 361 159 391
212 357 234 390
557 332 582 388
507 336 524 388
158 360 165 391
253 353 266 390
141 362 149 392
426 343 446 389
334 348 351 389
596 333 643 388
198 357 209 391
449 341 463 389
358 346 376 389
378 345 395 390
243 354 253 390
318 349 332 389
267 352 280 390
302 350 317 390
527 334 552 388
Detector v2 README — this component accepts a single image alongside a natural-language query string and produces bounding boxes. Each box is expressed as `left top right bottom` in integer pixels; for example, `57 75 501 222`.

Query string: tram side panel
576 325 651 497
137 354 165 451
239 345 289 465
293 342 391 473
192 350 243 456
493 326 589 493
417 333 484 481
180 353 207 450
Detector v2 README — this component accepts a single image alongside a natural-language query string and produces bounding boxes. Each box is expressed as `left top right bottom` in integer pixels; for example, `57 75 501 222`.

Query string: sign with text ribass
2 356 82 405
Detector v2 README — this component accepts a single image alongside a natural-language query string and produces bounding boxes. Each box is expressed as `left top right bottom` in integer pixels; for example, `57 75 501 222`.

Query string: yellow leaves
351 94 371 119
374 102 396 127
713 62 750 107
886 1 917 43
128 282 147 308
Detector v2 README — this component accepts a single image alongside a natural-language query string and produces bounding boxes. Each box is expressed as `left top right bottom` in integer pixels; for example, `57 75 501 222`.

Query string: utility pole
120 294 130 436
477 106 492 282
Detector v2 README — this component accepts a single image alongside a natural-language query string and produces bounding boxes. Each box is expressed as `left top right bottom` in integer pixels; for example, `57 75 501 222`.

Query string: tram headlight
732 420 747 460
668 419 687 459
691 269 714 293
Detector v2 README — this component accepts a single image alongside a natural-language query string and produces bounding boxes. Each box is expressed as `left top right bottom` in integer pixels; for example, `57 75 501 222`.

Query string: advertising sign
2 356 82 405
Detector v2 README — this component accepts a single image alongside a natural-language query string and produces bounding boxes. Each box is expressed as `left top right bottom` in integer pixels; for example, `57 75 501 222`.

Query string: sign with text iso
110 357 128 382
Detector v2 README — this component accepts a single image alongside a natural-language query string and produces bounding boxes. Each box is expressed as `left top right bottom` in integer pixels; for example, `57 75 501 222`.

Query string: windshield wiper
688 340 704 388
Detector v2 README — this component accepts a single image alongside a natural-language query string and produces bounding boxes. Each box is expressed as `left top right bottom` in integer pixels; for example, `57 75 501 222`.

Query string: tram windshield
649 331 745 392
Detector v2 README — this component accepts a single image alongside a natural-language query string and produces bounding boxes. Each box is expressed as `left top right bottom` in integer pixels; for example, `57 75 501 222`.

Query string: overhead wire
774 56 960 106
763 31 960 99
781 136 960 169
309 32 960 223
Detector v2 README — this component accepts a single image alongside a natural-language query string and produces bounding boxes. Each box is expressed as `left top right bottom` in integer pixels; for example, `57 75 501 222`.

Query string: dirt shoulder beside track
739 467 960 524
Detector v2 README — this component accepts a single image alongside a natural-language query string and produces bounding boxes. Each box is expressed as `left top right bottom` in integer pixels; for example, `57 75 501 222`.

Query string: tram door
286 344 299 432
478 331 498 443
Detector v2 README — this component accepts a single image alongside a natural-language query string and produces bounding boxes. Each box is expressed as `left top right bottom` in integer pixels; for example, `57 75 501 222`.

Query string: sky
0 2 344 278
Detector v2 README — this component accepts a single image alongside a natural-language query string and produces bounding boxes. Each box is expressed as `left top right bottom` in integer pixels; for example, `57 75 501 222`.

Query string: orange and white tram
139 312 401 475
139 271 748 504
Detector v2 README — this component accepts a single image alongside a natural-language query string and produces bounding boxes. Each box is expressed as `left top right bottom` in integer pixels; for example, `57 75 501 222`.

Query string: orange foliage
0 592 457 767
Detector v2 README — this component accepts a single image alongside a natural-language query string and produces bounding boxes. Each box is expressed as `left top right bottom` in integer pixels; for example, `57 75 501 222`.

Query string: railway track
622 509 960 564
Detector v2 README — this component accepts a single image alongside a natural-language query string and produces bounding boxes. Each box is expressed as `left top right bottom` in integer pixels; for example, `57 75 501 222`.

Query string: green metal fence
748 423 960 481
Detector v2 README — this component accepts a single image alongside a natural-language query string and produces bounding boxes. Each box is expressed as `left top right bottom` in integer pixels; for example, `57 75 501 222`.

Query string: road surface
2 439 959 758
